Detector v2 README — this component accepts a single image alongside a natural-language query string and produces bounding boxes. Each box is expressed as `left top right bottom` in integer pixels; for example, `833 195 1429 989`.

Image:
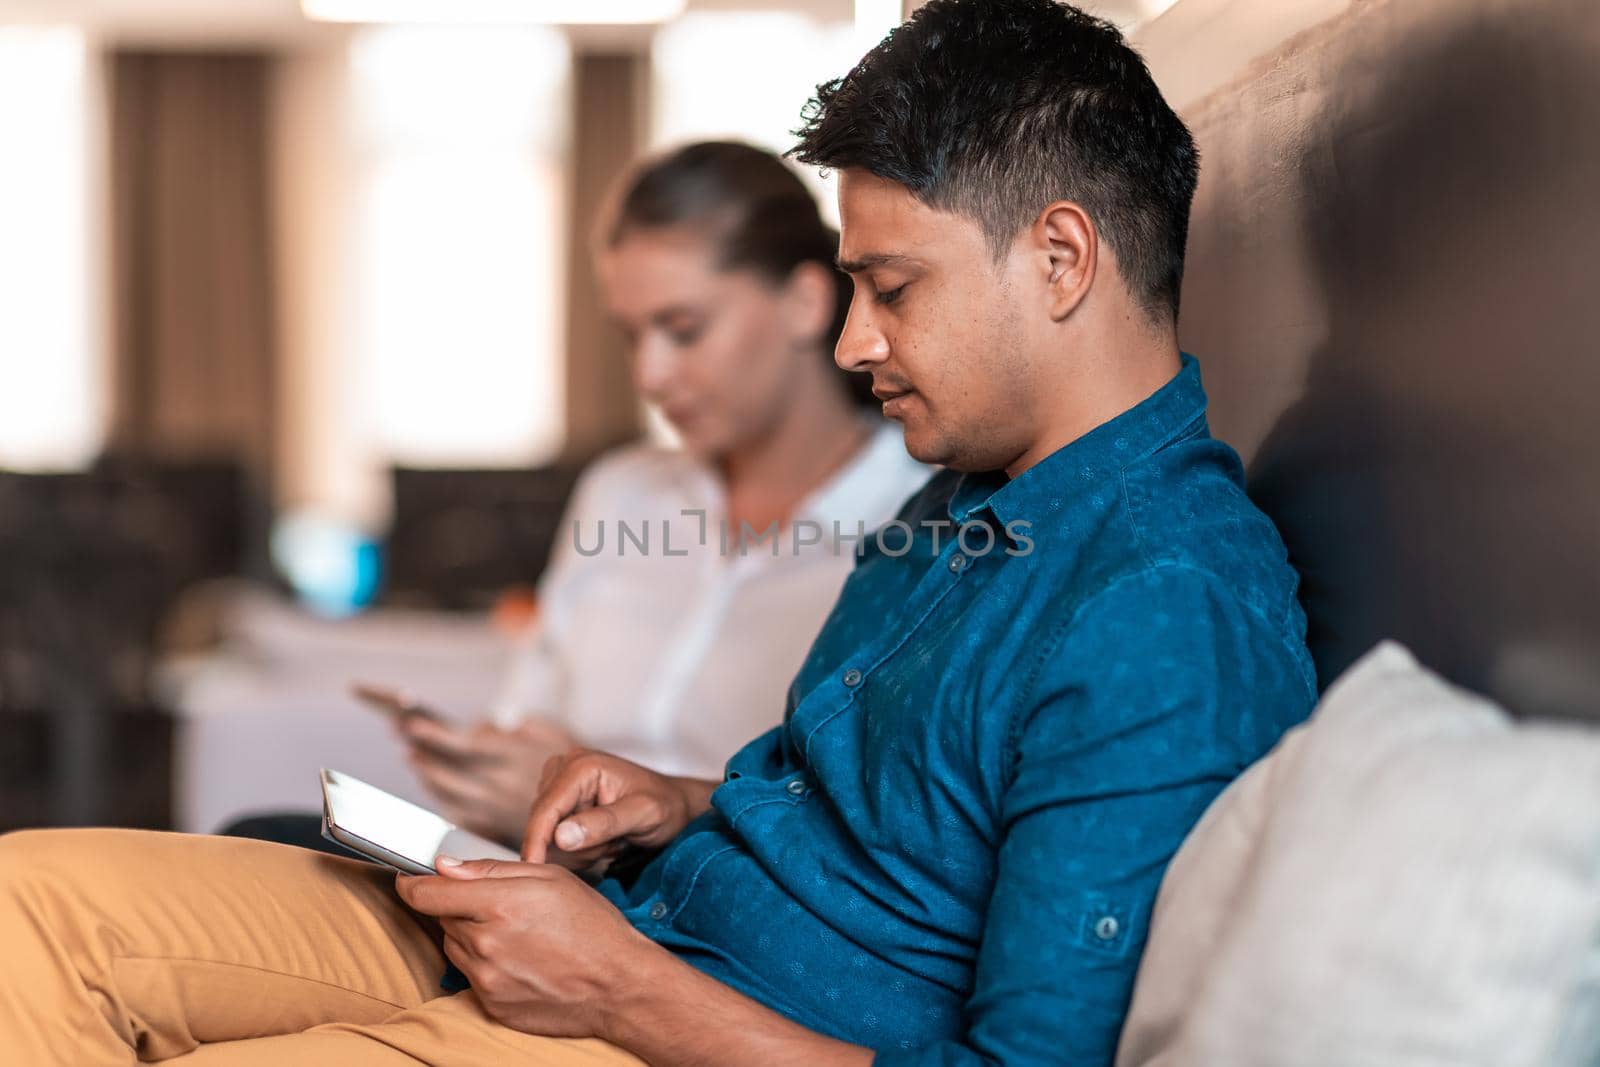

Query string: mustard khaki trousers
0 828 646 1066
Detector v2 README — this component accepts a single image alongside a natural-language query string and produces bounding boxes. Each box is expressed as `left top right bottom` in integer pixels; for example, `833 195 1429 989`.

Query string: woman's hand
401 716 576 848
522 749 718 872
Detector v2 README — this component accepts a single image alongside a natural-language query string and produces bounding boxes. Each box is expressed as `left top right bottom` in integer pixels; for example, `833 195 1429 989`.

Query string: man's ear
782 261 838 347
1036 201 1097 322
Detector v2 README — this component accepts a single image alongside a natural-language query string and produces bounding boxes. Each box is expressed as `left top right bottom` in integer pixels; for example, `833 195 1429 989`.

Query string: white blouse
489 422 932 780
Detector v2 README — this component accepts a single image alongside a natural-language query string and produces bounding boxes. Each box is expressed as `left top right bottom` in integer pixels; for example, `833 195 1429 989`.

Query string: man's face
835 169 1039 472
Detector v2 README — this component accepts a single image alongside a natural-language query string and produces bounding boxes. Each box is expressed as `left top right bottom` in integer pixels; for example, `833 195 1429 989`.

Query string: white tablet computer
319 768 519 875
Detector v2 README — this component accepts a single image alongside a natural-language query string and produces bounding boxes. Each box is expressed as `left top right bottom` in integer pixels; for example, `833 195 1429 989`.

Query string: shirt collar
947 352 1209 527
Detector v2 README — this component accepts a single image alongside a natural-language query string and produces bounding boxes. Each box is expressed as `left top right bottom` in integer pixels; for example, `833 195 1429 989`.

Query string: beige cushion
1116 641 1600 1067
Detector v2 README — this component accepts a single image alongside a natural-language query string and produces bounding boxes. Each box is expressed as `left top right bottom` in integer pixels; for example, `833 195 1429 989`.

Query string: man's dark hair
792 0 1199 322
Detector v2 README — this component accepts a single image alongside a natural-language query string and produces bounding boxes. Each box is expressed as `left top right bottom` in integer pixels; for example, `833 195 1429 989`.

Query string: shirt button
1094 916 1120 941
786 778 808 797
948 554 968 573
842 668 863 687
649 902 669 921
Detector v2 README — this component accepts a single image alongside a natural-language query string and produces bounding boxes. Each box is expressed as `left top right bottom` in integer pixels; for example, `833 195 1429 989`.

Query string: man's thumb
435 856 523 879
554 794 657 852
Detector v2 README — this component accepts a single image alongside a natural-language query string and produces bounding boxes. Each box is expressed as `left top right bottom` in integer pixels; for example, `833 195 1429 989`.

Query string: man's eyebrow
835 252 913 274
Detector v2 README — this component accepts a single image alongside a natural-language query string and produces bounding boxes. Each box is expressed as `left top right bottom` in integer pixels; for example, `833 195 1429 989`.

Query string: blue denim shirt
598 355 1316 1064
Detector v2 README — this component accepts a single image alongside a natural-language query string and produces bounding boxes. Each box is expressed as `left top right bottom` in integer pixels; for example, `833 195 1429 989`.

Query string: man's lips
874 385 916 420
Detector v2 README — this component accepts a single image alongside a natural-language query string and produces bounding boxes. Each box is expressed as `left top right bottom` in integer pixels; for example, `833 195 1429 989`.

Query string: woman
381 142 928 848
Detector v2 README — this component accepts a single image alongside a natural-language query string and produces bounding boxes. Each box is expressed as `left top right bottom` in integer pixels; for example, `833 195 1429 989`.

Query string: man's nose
835 302 890 372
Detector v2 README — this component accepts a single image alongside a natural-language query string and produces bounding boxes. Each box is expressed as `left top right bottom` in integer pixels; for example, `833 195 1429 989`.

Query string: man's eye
875 284 907 306
668 326 704 346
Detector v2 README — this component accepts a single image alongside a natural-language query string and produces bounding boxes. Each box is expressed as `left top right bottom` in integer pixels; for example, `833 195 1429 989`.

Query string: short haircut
791 0 1200 322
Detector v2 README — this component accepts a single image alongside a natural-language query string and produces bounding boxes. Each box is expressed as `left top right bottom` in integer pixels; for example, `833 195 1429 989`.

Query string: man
0 2 1315 1064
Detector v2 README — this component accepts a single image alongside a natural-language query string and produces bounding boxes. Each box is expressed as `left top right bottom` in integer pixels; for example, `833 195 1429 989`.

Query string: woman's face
597 227 829 460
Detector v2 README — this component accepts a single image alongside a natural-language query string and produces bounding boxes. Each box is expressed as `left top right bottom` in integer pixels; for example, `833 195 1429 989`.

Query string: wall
1138 0 1600 719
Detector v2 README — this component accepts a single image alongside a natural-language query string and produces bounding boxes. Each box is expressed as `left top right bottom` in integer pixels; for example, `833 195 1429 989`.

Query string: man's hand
394 858 656 1038
396 856 873 1067
522 750 717 872
401 716 575 847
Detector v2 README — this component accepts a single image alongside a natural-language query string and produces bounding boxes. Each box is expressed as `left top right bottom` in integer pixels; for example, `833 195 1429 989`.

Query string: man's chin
900 424 955 468
901 425 1021 474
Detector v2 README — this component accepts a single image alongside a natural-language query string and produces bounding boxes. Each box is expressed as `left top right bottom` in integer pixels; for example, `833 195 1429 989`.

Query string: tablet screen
320 768 518 872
